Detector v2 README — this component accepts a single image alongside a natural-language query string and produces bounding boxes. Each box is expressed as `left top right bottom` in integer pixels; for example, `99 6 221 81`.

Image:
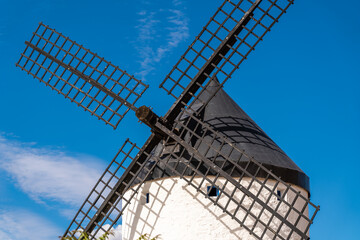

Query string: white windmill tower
121 80 312 240
16 0 319 239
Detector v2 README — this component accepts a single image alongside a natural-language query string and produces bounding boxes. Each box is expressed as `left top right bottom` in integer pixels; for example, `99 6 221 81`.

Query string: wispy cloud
0 209 60 240
135 0 189 80
167 9 189 47
96 224 122 240
0 135 103 207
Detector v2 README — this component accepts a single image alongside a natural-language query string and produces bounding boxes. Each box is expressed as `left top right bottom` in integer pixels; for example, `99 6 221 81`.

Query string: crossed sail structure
16 0 319 239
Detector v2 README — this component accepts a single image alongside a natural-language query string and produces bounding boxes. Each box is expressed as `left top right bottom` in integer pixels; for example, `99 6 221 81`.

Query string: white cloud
0 135 103 207
167 9 189 47
109 225 122 240
95 224 122 240
135 0 189 80
137 12 160 42
0 209 60 240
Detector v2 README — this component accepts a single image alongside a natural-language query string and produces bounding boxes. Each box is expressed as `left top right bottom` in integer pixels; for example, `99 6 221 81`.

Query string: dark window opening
277 190 282 201
146 193 150 204
207 186 219 197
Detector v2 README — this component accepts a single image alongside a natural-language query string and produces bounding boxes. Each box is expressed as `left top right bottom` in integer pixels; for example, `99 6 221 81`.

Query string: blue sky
0 0 359 239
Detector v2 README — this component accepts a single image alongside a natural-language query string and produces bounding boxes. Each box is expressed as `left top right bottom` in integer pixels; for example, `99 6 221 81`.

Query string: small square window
141 192 150 205
146 193 150 204
207 186 219 197
277 189 286 201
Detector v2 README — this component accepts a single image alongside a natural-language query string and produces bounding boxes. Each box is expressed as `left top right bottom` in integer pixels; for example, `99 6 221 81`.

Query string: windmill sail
160 0 294 100
63 138 162 239
16 23 148 129
161 0 294 126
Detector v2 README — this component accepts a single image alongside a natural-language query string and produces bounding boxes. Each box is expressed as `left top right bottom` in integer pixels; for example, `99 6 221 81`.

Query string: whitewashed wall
122 177 309 240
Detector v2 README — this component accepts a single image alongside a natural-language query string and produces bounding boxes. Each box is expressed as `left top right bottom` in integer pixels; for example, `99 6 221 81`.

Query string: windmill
16 0 320 239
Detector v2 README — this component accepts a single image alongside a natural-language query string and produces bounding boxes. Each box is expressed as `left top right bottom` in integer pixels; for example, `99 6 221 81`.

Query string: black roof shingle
150 80 310 192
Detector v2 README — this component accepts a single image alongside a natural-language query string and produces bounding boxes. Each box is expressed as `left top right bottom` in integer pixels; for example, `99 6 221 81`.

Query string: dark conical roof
151 80 310 192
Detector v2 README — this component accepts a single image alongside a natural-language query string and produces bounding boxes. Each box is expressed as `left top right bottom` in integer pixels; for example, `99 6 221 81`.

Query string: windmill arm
63 135 162 239
16 23 148 129
162 0 259 124
161 0 295 124
83 134 162 235
24 41 138 112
